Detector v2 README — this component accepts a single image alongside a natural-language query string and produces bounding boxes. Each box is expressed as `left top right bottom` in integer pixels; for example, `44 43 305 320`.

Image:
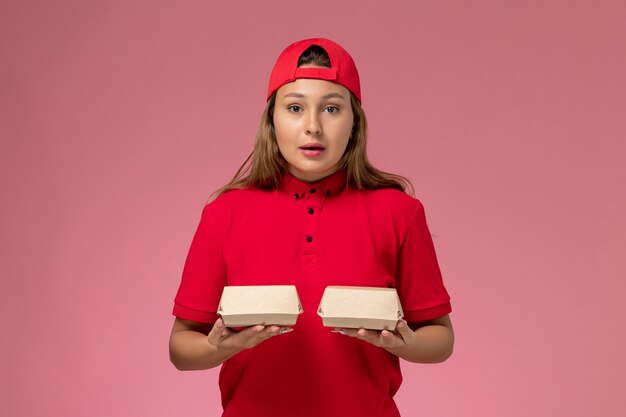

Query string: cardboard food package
217 285 303 327
317 286 404 331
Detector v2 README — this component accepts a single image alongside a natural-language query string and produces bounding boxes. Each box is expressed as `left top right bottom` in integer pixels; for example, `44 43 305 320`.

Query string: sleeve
172 204 227 323
396 199 452 323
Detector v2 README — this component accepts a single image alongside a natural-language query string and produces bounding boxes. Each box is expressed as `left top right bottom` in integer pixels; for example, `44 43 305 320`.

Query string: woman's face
273 73 354 183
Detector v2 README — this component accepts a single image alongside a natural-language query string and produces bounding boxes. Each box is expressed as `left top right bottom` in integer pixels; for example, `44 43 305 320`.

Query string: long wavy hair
211 45 414 200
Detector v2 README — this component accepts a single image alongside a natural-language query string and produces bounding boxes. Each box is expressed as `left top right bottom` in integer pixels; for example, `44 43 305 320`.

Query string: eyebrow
283 92 346 100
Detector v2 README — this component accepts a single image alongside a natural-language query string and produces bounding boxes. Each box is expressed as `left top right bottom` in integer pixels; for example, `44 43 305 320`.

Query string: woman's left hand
333 319 415 350
332 315 454 363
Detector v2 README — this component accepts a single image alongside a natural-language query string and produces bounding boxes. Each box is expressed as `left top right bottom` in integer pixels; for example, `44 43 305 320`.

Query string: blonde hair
210 46 414 200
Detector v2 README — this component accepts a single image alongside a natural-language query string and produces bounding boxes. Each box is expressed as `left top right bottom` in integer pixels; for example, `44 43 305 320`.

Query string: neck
287 167 341 183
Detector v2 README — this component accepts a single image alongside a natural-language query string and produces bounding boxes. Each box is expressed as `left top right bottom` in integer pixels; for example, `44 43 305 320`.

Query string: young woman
169 38 454 417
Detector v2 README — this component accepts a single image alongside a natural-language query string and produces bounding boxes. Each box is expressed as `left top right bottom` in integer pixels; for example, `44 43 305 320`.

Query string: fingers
207 318 227 346
209 320 294 351
332 322 408 349
394 320 415 344
331 328 359 337
333 327 379 345
233 325 294 349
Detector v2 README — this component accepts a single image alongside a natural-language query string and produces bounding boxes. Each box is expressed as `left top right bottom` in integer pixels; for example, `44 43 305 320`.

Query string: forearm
169 329 238 371
386 323 454 363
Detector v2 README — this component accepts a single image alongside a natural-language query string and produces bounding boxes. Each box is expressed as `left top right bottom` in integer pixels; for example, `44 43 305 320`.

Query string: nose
305 112 322 135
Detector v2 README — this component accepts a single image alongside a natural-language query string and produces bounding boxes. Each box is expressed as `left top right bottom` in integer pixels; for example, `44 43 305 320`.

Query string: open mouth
299 144 326 151
299 145 325 156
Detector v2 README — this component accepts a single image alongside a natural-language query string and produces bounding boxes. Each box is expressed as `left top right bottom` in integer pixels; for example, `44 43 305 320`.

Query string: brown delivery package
317 286 404 331
217 285 303 327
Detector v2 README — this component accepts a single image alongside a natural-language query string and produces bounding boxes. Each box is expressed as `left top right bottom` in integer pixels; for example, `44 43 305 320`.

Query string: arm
169 317 293 371
335 314 454 363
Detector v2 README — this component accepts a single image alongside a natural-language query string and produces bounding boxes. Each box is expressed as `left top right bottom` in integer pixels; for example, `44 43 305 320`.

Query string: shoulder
202 187 274 216
358 187 424 218
207 187 259 205
192 187 273 235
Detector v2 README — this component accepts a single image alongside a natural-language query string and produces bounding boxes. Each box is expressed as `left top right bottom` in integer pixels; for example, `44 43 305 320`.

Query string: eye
325 106 340 113
287 105 302 113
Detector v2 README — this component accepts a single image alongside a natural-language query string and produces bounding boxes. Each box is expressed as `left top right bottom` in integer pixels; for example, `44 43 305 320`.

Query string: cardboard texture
317 286 404 331
218 285 303 327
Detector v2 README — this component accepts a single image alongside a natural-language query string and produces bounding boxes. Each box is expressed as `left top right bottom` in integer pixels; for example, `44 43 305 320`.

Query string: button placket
301 186 323 270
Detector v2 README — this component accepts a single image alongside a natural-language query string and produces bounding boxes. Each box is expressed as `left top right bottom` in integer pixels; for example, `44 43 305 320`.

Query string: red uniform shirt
173 167 451 417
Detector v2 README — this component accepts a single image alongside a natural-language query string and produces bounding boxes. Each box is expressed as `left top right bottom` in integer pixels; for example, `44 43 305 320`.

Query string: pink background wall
1 1 625 416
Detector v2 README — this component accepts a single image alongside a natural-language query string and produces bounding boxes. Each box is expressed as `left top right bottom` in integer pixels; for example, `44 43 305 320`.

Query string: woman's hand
332 319 415 350
169 317 293 371
332 315 454 363
207 318 293 354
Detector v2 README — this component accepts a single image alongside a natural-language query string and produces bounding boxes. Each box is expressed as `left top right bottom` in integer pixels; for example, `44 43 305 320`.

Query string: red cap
267 38 362 103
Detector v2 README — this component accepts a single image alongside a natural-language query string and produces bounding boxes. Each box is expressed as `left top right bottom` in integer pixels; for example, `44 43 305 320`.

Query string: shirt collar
280 168 348 200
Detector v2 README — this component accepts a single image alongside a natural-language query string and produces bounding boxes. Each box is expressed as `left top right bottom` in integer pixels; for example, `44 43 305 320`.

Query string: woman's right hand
207 318 293 354
169 317 293 371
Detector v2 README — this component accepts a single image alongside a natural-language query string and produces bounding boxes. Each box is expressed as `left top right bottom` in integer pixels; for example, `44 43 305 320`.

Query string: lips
299 143 326 151
299 143 325 157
